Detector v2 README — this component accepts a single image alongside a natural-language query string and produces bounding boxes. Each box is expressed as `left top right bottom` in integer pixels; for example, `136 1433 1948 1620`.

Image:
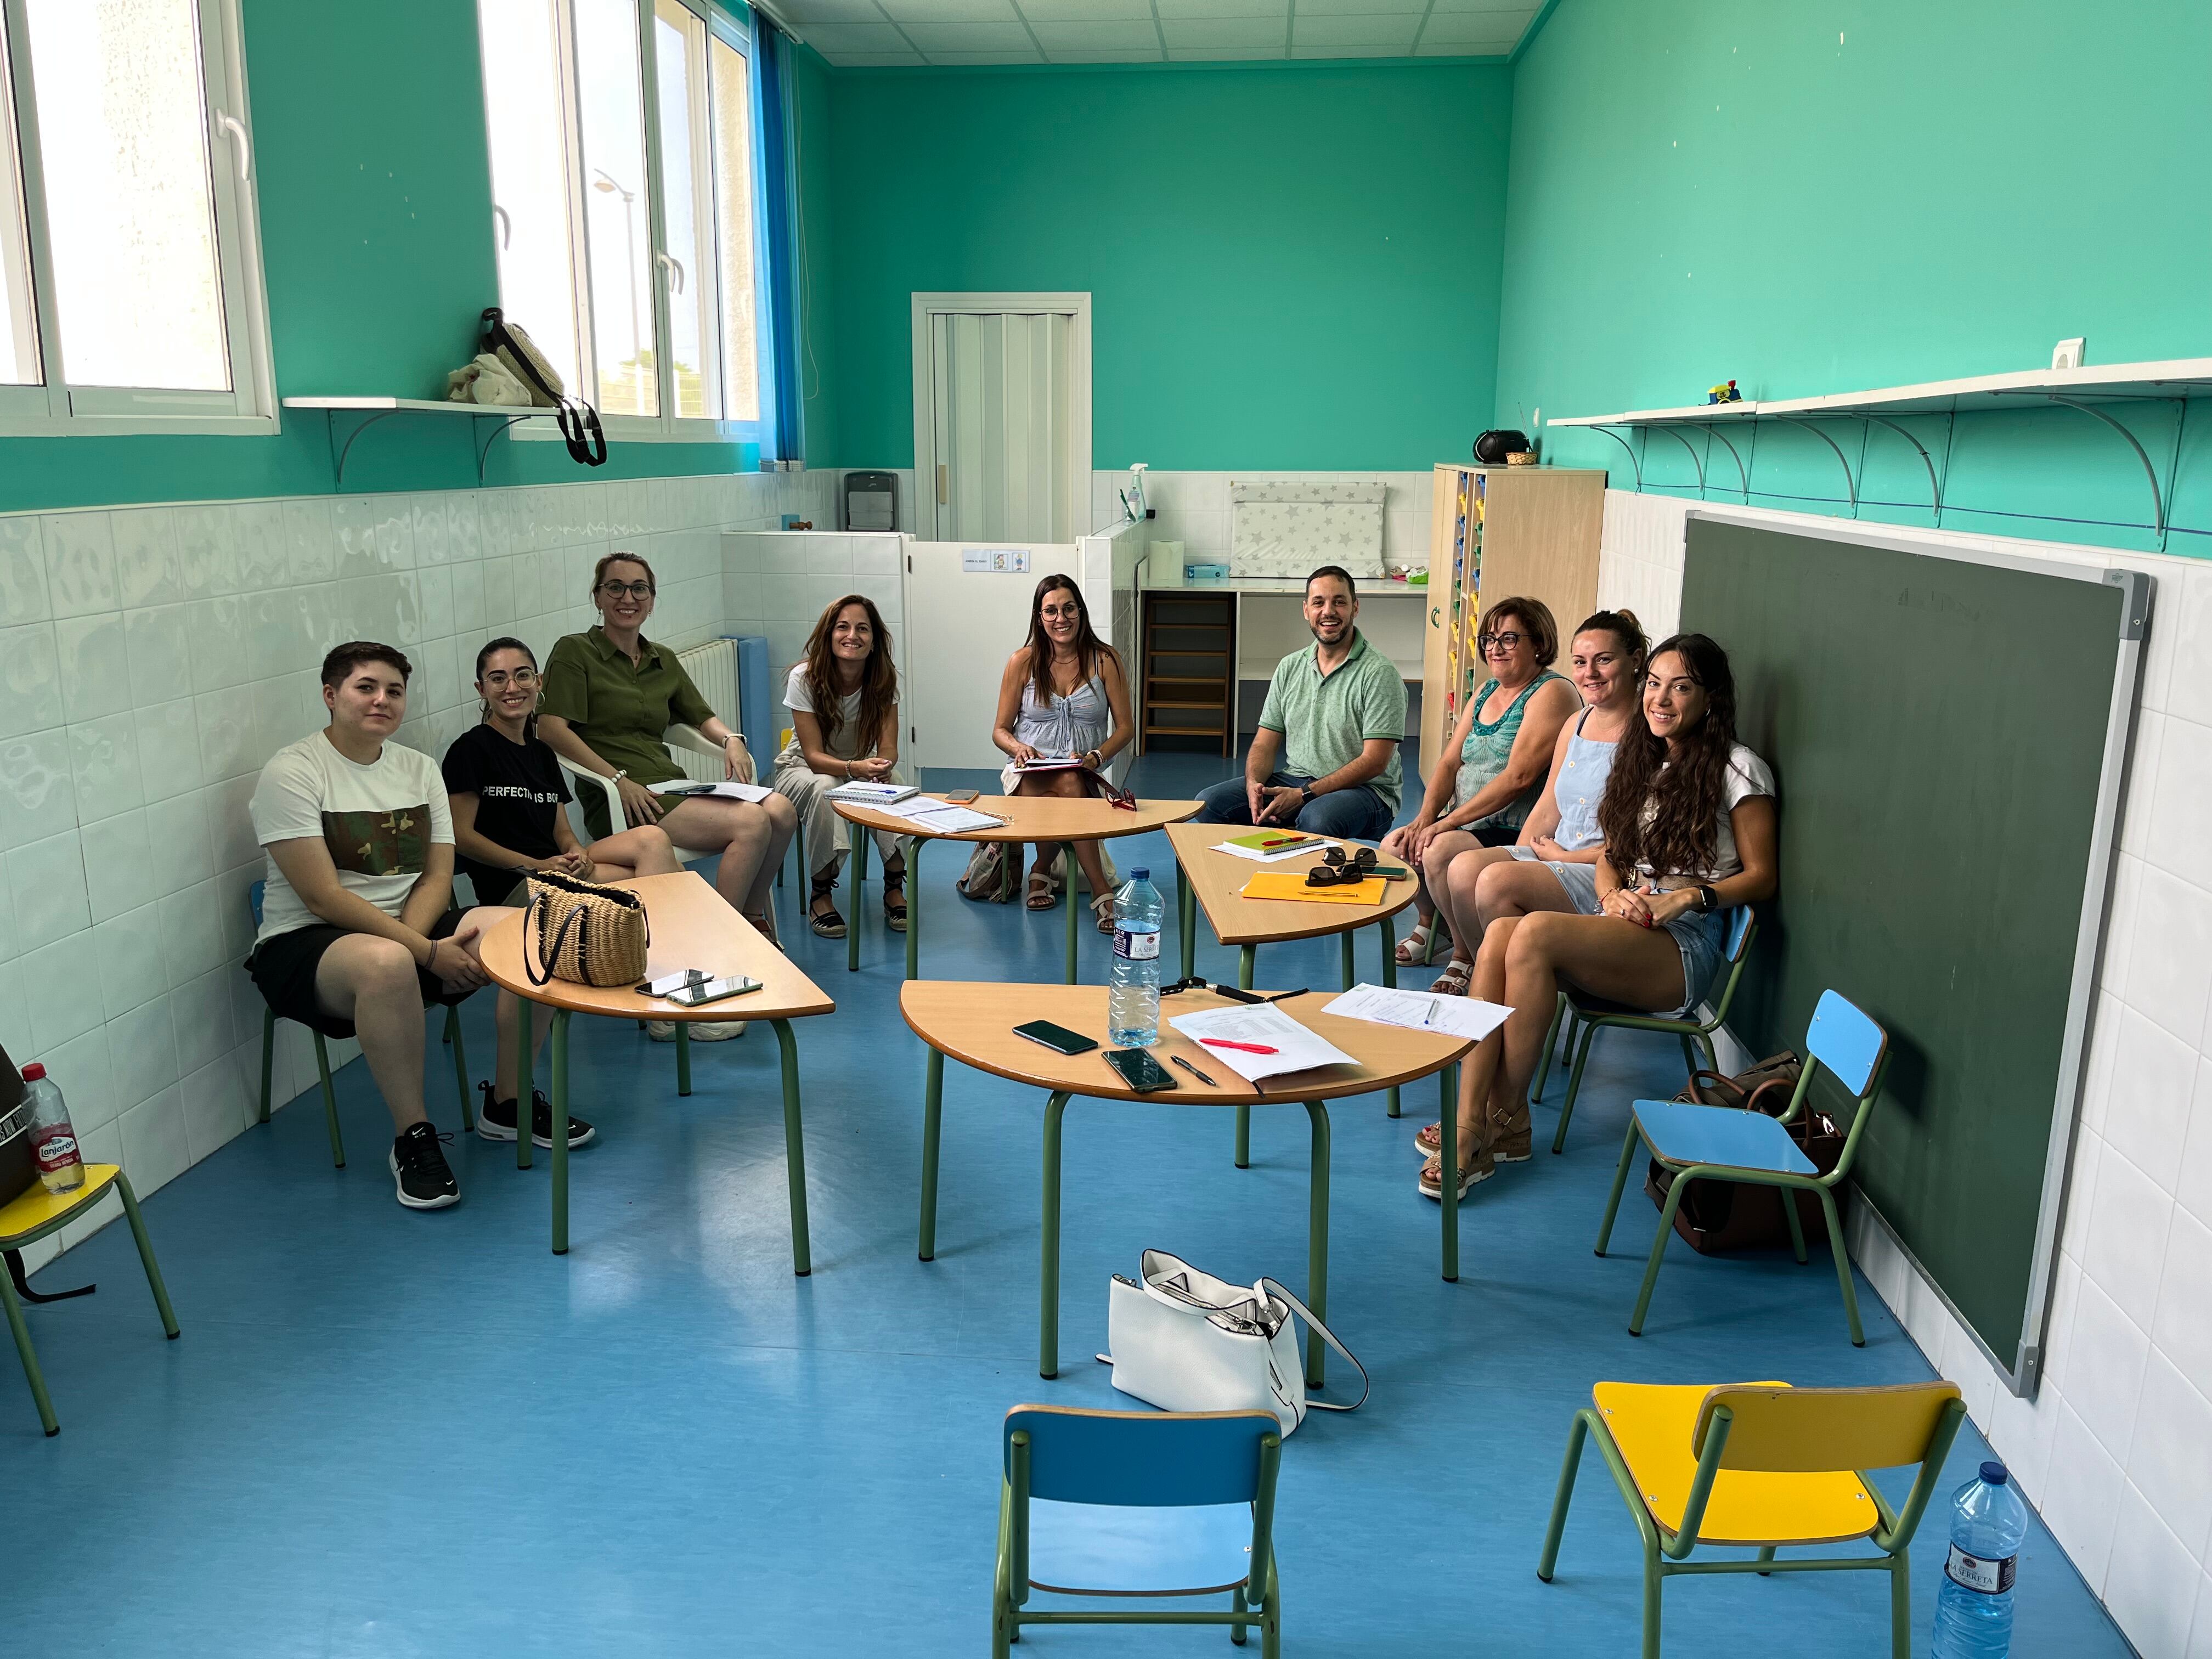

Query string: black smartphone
665 975 762 1008
1104 1047 1177 1093
945 788 980 803
1014 1020 1097 1056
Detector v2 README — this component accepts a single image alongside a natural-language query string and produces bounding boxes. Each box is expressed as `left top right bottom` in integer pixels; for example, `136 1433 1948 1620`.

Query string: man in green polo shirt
1195 565 1406 842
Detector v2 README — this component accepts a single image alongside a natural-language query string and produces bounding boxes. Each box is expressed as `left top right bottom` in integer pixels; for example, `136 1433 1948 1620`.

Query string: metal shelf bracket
1850 412 1944 522
1771 415 1858 514
1654 425 1705 494
1591 425 1642 491
1697 424 1750 503
475 414 535 485
2045 397 2165 538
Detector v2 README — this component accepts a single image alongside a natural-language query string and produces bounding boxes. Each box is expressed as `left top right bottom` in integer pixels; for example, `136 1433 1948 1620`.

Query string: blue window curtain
752 17 804 464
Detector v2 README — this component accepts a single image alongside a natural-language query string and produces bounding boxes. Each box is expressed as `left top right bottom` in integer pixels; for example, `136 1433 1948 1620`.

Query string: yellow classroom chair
0 1166 180 1436
1538 1378 1966 1659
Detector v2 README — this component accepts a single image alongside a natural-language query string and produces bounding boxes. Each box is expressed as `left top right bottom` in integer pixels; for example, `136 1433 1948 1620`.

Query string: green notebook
1224 830 1327 853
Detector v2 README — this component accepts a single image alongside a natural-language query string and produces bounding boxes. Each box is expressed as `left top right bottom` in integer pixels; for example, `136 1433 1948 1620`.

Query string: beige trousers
771 759 909 883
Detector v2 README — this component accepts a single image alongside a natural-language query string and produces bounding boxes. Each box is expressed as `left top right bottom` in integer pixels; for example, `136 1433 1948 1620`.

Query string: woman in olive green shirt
538 554 798 951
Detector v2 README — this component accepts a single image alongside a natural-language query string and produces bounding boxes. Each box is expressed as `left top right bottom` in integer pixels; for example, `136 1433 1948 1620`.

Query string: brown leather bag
1644 1050 1848 1255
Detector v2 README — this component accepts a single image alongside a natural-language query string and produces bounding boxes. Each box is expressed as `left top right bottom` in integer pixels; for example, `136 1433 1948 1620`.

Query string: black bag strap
481 308 607 467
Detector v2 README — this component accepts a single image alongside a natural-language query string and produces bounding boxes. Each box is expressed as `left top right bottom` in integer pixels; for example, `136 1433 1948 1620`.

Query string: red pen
1200 1038 1279 1054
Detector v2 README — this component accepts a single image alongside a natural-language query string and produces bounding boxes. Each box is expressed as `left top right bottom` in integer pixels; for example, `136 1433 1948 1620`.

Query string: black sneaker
390 1122 460 1210
476 1081 597 1150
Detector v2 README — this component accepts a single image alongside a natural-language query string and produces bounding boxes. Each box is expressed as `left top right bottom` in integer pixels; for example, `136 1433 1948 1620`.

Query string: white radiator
672 638 740 782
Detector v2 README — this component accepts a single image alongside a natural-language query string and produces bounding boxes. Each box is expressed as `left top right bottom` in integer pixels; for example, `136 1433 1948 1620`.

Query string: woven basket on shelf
523 870 651 988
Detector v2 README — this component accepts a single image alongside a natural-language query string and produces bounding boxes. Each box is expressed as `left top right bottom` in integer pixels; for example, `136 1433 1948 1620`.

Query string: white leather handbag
1099 1249 1369 1436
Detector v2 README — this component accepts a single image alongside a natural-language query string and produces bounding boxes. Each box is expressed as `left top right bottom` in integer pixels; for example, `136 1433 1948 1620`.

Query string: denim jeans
1194 771 1395 842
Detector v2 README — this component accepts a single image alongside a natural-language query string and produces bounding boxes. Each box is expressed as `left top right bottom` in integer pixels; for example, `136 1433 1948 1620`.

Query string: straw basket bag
522 870 651 988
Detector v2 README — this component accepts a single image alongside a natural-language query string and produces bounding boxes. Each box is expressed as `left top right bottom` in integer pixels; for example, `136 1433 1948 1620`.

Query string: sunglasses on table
1302 846 1382 888
1161 978 1308 1004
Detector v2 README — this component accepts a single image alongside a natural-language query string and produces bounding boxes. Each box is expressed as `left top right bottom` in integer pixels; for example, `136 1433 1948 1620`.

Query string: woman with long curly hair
1417 633 1778 1200
771 594 911 938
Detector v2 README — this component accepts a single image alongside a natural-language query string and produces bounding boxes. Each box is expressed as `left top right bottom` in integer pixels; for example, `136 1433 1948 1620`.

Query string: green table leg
1040 1090 1070 1379
1303 1101 1331 1388
1178 864 1195 982
549 1007 572 1254
771 1018 812 1277
675 1021 692 1098
1340 929 1355 990
1380 913 1400 1118
904 838 921 981
919 1046 945 1261
1441 1062 1459 1283
116 1173 180 1338
1234 945 1256 1169
1064 844 1080 984
513 991 532 1170
848 831 867 973
0 1262 57 1435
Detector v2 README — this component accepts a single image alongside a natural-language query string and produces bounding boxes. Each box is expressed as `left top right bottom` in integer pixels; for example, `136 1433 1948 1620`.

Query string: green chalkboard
1682 517 2146 1387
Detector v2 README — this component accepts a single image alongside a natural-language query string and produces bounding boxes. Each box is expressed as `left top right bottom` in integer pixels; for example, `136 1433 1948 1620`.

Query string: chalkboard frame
1683 510 2151 1397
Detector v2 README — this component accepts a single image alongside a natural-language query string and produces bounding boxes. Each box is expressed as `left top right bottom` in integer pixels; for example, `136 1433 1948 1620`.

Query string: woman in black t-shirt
443 638 682 907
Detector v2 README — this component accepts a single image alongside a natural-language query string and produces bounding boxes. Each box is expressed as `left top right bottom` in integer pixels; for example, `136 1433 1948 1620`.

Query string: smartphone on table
665 975 762 1008
945 789 980 804
1014 1020 1098 1056
1104 1047 1177 1093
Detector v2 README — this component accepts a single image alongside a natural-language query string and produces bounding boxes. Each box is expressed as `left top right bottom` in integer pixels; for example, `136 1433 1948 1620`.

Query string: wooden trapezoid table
1164 821 1423 1143
900 980 1475 1383
832 794 1202 981
478 871 835 1261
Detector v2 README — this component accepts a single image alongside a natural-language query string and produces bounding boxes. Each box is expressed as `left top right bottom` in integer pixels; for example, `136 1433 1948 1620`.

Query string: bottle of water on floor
1932 1460 2028 1658
24 1063 85 1196
1108 868 1164 1047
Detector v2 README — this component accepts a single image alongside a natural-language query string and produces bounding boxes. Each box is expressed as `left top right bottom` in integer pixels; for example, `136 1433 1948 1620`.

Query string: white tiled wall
0 466 838 1271
723 529 908 701
1600 488 2212 1658
1086 469 1436 572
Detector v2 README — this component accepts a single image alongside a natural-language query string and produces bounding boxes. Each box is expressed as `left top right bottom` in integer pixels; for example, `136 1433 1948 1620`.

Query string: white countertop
1138 574 1429 596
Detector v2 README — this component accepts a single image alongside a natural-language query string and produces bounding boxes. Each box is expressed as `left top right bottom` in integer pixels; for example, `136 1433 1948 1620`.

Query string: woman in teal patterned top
1382 596 1579 994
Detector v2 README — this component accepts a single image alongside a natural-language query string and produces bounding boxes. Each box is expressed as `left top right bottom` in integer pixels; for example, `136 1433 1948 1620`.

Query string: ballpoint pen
1171 1054 1217 1086
1200 1038 1278 1054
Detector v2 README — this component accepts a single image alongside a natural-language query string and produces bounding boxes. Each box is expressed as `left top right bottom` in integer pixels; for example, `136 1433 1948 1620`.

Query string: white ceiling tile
903 19 1036 47
793 21 913 50
1164 44 1286 58
1029 18 1159 46
1426 0 1532 13
876 0 1020 20
1013 0 1156 18
777 0 892 21
1289 43 1408 57
926 47 1048 60
1411 37 1505 54
1160 16 1283 47
1419 9 1523 41
820 49 931 62
1042 45 1167 59
1298 0 1431 14
1291 12 1419 45
1154 0 1288 18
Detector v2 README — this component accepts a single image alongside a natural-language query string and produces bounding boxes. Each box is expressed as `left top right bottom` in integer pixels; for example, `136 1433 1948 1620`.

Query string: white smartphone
642 970 709 997
665 975 762 1008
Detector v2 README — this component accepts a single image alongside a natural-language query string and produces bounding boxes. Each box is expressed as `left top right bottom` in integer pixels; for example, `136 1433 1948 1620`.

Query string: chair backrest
1694 1381 1962 1472
1003 1406 1277 1508
1723 905 1756 963
1805 989 1886 1099
249 879 266 926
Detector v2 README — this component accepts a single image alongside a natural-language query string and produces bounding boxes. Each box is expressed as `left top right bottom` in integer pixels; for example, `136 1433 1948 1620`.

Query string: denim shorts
1658 904 1731 1018
1507 847 1601 915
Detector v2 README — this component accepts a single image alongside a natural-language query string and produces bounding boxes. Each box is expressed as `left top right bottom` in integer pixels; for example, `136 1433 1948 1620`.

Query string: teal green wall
1497 0 2212 555
822 63 1513 472
0 0 771 514
791 46 838 465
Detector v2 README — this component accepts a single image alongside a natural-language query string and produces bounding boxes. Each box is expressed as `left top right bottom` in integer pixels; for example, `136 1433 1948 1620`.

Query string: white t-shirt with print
250 732 454 947
1636 743 1774 883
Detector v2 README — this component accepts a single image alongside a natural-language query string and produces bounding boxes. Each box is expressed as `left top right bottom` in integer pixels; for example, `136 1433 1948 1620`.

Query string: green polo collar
583 624 667 669
1300 629 1373 679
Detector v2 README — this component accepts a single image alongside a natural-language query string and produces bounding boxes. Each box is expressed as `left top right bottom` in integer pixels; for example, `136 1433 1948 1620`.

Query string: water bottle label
33 1128 79 1171
1113 928 1160 961
1944 1544 2015 1595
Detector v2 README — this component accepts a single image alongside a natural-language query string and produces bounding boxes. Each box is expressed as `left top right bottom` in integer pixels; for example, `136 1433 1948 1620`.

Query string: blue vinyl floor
7 747 2128 1657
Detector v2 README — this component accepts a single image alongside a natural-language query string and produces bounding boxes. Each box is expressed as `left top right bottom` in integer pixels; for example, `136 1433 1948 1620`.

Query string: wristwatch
1296 785 1314 808
1694 884 1717 912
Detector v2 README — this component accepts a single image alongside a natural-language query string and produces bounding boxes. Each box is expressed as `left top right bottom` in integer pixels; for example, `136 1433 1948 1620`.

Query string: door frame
910 292 1093 543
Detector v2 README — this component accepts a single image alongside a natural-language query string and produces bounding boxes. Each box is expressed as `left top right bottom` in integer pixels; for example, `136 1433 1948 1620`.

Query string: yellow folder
1240 872 1388 905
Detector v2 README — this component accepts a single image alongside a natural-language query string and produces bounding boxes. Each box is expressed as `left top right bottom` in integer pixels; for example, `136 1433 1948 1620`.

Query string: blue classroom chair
994 1405 1283 1657
1595 989 1890 1345
249 882 473 1168
1542 906 1757 1154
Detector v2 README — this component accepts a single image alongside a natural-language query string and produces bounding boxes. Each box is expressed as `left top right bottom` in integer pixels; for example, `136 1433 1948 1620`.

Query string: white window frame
489 0 776 447
0 0 276 438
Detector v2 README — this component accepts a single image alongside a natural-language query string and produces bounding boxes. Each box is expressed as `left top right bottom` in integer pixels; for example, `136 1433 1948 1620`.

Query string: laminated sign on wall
1229 480 1386 577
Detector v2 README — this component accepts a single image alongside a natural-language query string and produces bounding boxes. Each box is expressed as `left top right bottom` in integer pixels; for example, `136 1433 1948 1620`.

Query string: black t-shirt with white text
440 723 571 904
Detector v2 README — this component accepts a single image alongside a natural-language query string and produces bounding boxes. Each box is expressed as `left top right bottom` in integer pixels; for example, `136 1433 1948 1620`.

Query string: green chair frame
1537 1390 1967 1659
1541 908 1758 1155
995 1407 1283 1657
0 1168 179 1436
248 882 475 1167
1595 988 1891 1345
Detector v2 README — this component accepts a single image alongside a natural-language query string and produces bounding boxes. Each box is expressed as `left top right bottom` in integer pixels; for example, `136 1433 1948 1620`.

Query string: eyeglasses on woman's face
599 580 654 600
1478 630 1526 654
480 667 538 690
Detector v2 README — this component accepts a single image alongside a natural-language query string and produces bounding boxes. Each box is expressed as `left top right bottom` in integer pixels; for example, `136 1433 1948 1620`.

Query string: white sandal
1395 921 1445 966
1430 956 1475 996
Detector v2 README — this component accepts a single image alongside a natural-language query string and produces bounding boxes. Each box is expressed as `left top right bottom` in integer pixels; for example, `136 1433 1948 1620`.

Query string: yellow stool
0 1166 179 1437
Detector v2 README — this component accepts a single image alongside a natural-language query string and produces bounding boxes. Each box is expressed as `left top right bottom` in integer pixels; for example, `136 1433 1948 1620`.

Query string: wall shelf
282 396 555 488
1548 355 2212 541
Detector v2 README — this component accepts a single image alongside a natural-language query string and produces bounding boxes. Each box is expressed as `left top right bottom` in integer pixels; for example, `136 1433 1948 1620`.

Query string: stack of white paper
877 797 1007 834
1323 984 1510 1043
655 779 773 804
827 781 919 805
1165 1003 1357 1084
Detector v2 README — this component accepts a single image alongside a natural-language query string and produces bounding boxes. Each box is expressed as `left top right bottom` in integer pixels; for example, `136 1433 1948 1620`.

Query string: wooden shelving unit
1140 592 1235 757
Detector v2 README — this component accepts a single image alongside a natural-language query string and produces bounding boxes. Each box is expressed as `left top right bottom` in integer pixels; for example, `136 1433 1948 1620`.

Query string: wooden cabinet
1141 592 1236 757
1419 466 1606 777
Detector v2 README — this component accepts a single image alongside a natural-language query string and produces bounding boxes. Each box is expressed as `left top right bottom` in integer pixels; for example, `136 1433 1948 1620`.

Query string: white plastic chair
556 723 735 870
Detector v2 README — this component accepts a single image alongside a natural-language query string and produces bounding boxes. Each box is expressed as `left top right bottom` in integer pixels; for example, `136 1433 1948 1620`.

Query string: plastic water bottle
1107 867 1164 1047
1932 1460 2029 1658
23 1064 85 1196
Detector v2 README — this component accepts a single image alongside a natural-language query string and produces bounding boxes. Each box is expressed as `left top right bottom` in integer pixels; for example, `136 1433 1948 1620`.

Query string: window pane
24 0 228 391
653 1 718 421
479 0 583 396
708 35 760 425
0 23 40 386
575 0 654 417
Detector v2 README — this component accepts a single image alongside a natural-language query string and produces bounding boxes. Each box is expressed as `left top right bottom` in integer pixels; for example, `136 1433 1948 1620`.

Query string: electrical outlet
2051 337 2085 371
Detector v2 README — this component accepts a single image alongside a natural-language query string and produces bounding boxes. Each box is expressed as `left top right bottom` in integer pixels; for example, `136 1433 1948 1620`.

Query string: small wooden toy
1706 379 1742 404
